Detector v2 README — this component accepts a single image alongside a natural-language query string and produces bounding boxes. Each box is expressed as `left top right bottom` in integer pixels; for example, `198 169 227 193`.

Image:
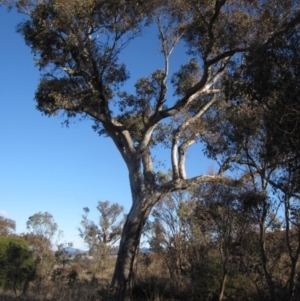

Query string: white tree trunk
110 190 156 301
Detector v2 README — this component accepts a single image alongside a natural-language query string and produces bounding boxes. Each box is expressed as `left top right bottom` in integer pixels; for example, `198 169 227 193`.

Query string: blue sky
0 7 213 249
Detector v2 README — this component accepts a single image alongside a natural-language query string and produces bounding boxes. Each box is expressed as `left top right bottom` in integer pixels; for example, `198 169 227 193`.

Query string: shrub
0 236 36 296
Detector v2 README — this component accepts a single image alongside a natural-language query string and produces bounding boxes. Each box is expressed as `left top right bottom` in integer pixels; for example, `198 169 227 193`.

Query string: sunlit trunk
110 192 155 301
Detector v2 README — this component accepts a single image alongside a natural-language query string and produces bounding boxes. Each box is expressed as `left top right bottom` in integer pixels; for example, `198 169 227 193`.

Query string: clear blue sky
0 7 213 249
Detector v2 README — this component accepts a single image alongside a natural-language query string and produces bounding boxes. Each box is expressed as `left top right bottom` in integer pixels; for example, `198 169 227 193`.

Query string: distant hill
62 247 151 257
62 247 88 256
140 248 152 254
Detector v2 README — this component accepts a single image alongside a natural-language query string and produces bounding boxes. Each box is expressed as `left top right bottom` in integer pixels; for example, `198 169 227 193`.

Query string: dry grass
0 253 175 301
0 257 115 301
0 253 201 301
0 253 254 301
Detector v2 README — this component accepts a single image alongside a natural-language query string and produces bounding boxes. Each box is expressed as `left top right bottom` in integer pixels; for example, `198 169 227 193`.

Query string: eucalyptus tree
79 201 124 270
146 190 194 280
202 71 300 300
25 212 61 278
226 22 300 196
4 0 300 299
0 216 16 236
273 168 300 301
79 201 124 248
194 182 252 301
199 78 285 301
234 19 300 301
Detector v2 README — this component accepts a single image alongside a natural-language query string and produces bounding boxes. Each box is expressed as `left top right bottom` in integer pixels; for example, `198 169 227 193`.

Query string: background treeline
1 172 300 301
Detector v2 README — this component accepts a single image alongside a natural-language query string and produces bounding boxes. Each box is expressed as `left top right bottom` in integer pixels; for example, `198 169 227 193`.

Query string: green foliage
0 236 35 295
26 212 58 241
25 212 61 279
79 200 124 272
79 201 124 248
15 0 147 122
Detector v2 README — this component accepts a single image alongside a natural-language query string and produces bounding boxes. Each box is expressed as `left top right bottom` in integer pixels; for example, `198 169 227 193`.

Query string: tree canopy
0 236 36 296
0 216 16 236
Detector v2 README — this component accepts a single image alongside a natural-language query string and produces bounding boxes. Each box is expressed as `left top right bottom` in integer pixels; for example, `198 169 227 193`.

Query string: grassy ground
0 254 177 301
0 253 252 301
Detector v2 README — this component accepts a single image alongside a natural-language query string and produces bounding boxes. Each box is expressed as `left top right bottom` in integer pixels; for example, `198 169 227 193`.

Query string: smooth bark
110 192 158 300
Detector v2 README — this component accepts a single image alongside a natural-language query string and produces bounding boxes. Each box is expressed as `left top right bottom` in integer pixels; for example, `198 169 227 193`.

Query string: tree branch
178 136 198 179
171 95 218 180
158 174 240 195
203 0 227 60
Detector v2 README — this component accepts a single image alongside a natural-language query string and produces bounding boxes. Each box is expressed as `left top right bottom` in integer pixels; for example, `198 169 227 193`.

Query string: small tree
194 182 253 301
146 191 194 280
0 216 16 236
0 236 36 297
79 200 124 271
24 212 61 279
